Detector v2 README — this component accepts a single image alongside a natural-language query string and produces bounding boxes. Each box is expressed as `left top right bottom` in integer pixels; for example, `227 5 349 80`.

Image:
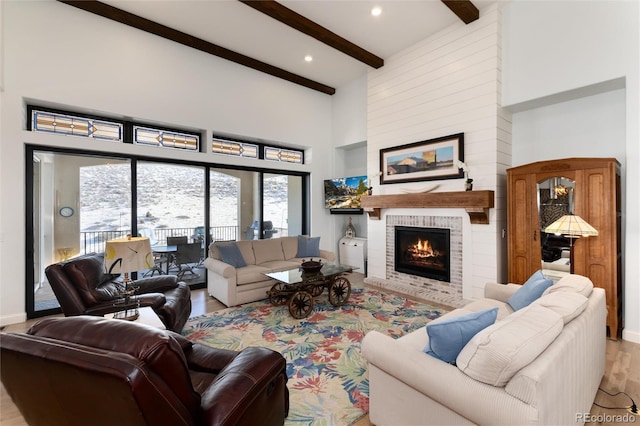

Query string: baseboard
0 312 27 328
622 328 640 343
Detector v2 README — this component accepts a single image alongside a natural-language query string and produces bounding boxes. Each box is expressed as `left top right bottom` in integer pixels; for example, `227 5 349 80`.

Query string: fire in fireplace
394 226 450 282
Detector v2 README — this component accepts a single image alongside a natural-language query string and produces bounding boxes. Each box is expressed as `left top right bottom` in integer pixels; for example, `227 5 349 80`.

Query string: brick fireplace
394 226 451 282
365 214 466 308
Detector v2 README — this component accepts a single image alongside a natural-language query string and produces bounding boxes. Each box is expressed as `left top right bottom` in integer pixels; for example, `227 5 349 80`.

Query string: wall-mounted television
324 175 368 214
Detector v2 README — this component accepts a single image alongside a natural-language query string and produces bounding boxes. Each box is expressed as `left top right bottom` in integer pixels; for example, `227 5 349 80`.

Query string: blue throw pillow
507 270 554 311
424 308 498 364
217 244 246 268
296 235 320 258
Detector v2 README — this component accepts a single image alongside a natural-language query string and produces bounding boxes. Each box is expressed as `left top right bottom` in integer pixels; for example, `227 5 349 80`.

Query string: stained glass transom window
134 126 199 151
31 110 122 141
264 146 303 164
212 139 258 158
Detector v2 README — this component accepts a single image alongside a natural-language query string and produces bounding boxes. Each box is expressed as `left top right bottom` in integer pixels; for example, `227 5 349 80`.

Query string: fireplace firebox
394 226 450 282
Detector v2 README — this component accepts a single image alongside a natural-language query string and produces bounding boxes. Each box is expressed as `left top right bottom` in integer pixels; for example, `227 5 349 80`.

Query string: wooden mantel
360 190 495 224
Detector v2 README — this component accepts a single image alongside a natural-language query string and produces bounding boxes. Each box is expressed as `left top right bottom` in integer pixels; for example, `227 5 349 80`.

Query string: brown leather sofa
0 316 289 426
45 253 191 332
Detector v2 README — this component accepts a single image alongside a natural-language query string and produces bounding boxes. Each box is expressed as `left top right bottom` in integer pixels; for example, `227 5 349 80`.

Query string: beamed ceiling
58 0 484 95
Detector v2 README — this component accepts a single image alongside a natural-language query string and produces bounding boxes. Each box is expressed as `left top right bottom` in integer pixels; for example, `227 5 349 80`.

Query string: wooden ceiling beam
57 0 336 95
239 0 384 69
441 0 479 25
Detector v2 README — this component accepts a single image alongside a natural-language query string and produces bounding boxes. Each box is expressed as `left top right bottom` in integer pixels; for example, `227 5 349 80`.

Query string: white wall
366 3 508 300
503 1 635 107
332 76 367 149
503 0 639 343
330 76 369 247
0 0 335 325
512 90 626 162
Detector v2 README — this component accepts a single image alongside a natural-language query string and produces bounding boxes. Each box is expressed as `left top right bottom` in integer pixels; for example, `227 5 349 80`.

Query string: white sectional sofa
361 274 606 425
204 236 336 307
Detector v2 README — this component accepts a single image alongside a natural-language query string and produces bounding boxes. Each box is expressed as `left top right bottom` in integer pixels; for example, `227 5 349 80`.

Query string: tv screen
324 175 368 211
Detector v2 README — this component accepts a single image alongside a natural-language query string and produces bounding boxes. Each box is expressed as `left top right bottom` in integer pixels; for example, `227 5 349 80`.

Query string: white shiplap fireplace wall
364 3 511 305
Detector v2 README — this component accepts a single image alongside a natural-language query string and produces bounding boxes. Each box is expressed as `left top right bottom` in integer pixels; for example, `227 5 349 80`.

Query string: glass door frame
25 144 310 319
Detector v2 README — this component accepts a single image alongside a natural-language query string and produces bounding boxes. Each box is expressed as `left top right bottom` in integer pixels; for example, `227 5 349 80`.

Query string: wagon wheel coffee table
264 263 357 319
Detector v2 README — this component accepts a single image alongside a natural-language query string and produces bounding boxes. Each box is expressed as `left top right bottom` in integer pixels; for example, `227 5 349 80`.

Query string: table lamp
544 214 598 274
104 235 153 320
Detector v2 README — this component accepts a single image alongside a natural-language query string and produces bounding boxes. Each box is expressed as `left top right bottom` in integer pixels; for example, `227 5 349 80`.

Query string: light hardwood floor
1 283 638 426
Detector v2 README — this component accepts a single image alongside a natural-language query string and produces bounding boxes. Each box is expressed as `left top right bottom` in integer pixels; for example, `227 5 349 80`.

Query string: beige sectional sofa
204 236 336 307
361 274 606 425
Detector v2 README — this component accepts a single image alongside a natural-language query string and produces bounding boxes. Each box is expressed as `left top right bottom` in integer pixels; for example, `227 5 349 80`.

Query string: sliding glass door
27 147 309 319
210 168 245 241
263 173 303 238
137 162 206 285
29 150 132 317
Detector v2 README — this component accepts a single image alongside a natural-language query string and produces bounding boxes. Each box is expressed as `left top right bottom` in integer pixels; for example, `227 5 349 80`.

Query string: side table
106 306 166 330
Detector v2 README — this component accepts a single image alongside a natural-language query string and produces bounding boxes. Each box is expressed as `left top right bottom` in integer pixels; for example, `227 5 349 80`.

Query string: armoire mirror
537 176 575 277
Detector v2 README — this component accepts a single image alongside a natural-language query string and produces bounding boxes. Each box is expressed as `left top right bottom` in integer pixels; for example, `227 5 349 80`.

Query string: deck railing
80 226 240 254
80 225 286 254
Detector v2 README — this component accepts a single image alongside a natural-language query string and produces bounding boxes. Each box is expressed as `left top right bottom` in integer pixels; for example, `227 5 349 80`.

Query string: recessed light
371 6 382 16
304 55 313 62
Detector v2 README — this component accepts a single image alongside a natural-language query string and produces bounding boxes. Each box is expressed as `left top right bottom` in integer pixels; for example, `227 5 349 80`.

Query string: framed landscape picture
380 133 464 184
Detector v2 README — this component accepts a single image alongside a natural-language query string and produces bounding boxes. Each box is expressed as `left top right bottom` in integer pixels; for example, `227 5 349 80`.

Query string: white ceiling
100 0 492 91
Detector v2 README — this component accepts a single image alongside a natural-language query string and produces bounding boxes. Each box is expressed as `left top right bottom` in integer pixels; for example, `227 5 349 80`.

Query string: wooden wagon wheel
268 282 288 306
311 284 324 297
289 291 314 319
328 277 351 306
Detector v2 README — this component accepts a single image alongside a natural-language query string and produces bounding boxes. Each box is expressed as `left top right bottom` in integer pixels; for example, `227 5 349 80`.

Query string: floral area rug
182 283 447 425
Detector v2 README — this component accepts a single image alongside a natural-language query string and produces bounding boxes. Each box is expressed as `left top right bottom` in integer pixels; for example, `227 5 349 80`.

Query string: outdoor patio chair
167 236 188 245
263 221 278 239
192 226 207 243
174 242 202 280
166 236 188 271
139 228 166 276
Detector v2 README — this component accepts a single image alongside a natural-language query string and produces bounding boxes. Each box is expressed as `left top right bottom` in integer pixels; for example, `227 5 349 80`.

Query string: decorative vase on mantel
465 179 474 191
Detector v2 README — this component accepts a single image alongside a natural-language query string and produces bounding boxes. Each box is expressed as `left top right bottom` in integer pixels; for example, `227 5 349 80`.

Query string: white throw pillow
456 305 563 387
533 291 588 324
542 274 593 297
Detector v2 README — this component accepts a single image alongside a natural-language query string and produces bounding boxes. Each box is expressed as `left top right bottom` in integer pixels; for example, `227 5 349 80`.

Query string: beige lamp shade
104 236 153 275
544 214 598 238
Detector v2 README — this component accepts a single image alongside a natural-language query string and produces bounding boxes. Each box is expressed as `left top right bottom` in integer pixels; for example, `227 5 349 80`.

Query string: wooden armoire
507 158 622 339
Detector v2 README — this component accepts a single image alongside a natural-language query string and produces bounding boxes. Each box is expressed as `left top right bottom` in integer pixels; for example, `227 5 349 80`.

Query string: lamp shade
544 214 598 238
104 236 153 275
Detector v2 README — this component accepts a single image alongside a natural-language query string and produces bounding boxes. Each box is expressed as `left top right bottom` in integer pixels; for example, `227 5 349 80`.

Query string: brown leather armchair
0 316 289 426
45 253 191 332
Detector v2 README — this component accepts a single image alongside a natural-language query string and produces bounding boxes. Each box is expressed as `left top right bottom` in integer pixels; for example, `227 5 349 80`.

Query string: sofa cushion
533 291 588 324
281 236 299 260
296 235 321 258
217 243 247 268
236 265 273 285
456 304 563 387
259 260 300 272
462 298 514 321
542 274 593 297
253 238 285 264
424 308 498 364
507 270 553 311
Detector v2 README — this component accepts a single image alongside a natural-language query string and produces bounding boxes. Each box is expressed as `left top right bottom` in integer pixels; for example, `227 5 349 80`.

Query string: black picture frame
380 133 464 185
